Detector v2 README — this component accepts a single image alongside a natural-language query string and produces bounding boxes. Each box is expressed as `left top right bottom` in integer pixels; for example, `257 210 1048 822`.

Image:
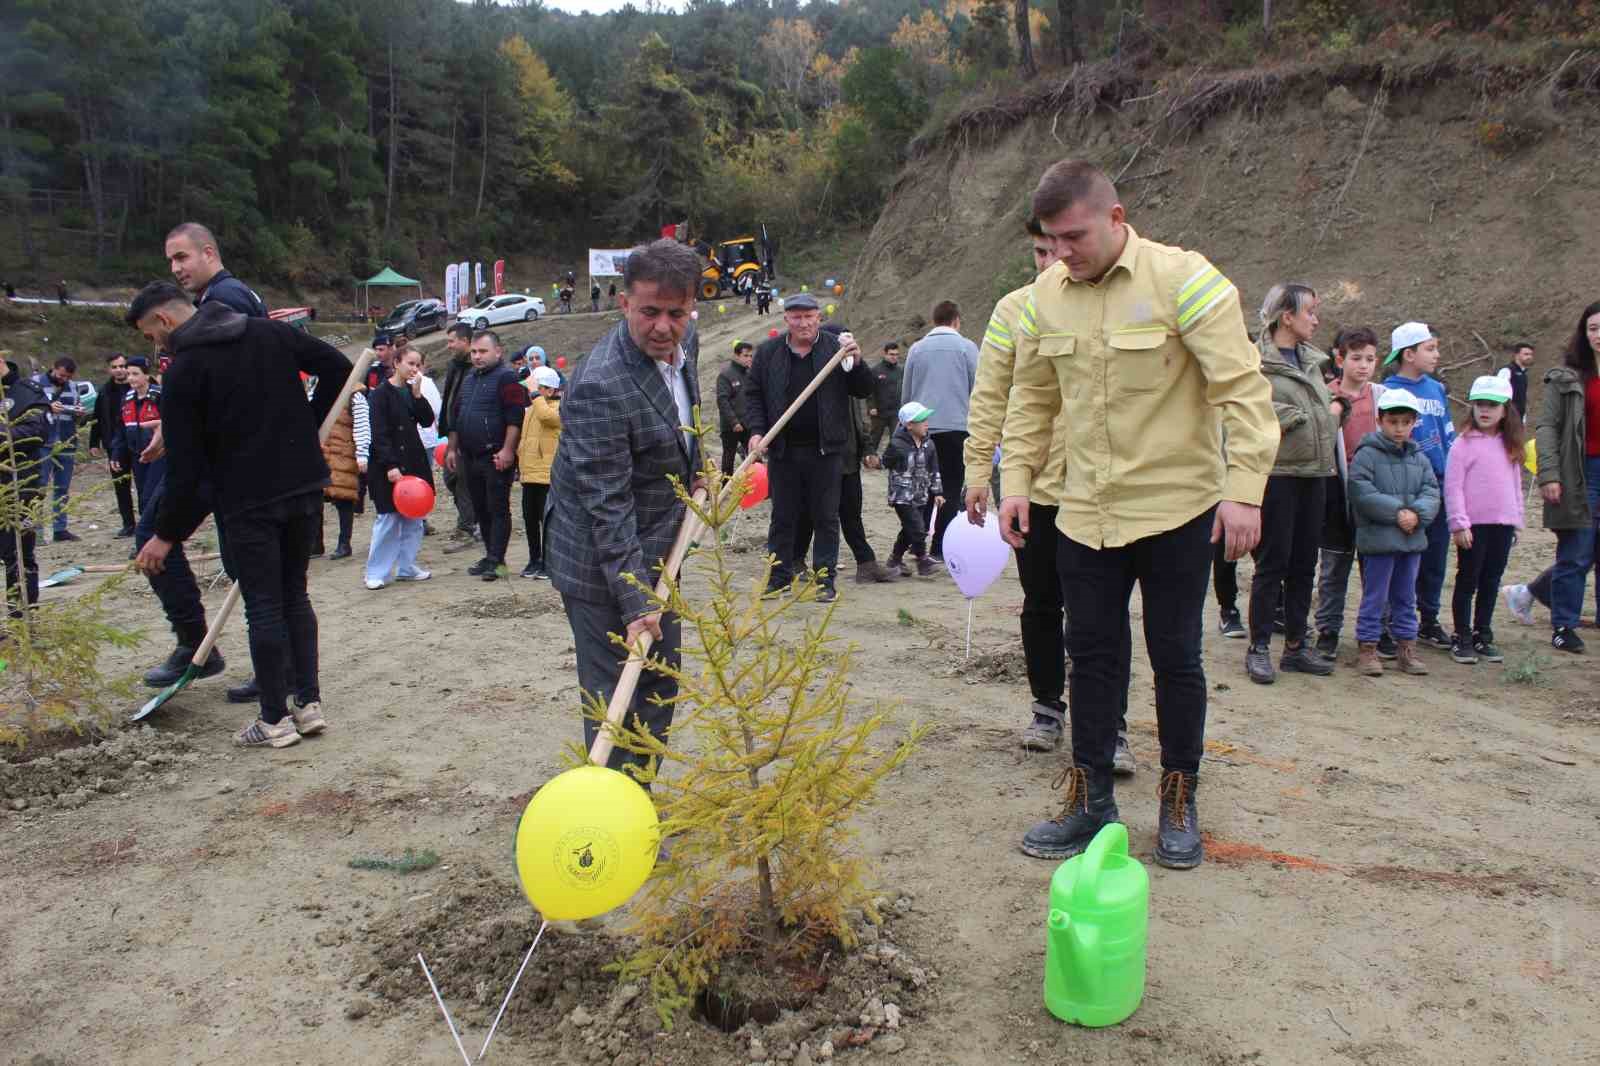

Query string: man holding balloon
546 239 705 774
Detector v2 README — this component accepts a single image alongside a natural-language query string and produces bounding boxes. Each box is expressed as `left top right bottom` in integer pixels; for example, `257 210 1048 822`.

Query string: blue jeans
1357 552 1421 642
47 450 75 533
1415 504 1450 626
1550 456 1600 630
365 512 425 584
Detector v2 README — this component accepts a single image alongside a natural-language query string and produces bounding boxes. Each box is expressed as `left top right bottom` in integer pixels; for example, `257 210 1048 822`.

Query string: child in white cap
1442 373 1525 663
883 401 944 576
1348 387 1441 677
1381 321 1455 651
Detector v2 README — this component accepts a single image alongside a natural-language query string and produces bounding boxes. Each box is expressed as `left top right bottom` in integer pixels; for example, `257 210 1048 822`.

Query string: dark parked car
381 298 447 337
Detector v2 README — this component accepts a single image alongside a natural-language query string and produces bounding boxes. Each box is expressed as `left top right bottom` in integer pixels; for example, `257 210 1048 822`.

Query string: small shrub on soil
349 848 441 874
590 453 925 1026
1503 650 1549 686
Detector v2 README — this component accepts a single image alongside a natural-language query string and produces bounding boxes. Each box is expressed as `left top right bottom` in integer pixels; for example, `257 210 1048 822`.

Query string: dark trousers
318 498 353 553
929 430 967 557
563 593 680 775
521 482 549 564
719 428 749 477
221 492 321 723
767 451 844 587
443 464 476 532
795 471 873 565
1058 507 1213 775
1212 538 1237 613
460 450 515 563
1 525 37 618
112 468 136 530
1529 565 1554 608
1017 503 1066 710
133 459 207 647
1416 506 1451 626
866 415 892 455
1249 475 1325 646
1452 524 1516 637
891 503 929 558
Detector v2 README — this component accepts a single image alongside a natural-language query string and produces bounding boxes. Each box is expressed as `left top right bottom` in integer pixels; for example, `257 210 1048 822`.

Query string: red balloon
555 356 567 369
768 328 779 338
739 462 769 509
433 441 448 465
393 475 435 519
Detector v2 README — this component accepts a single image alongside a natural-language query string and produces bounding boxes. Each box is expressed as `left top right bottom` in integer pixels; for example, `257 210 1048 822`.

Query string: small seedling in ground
1504 650 1549 686
348 848 440 873
897 607 915 626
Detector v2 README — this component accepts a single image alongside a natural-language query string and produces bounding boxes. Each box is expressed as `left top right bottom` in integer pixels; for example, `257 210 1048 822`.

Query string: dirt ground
4 301 1597 1066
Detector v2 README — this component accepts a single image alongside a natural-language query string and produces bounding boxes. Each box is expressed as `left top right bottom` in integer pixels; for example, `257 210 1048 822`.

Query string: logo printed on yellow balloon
553 827 620 891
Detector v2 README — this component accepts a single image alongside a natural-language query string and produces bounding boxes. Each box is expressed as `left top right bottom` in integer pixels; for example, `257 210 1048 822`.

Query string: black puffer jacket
743 331 874 459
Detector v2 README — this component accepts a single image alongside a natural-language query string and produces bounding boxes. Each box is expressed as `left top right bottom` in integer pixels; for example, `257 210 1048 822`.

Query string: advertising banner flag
587 249 631 277
445 264 458 314
475 262 485 295
493 259 505 295
458 261 470 307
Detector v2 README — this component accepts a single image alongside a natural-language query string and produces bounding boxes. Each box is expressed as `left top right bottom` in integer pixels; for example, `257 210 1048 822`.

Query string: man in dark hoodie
443 330 526 580
436 322 479 545
1 360 51 618
128 282 352 750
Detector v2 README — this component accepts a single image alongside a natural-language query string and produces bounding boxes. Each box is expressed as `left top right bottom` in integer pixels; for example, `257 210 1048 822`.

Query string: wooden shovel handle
585 340 854 767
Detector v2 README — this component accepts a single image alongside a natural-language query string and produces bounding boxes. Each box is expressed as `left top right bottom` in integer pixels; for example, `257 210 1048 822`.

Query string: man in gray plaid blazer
546 239 704 774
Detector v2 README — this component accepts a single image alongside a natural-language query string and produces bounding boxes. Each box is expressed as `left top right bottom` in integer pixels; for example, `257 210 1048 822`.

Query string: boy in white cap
882 401 944 576
1442 373 1525 663
1348 387 1441 676
1381 321 1455 651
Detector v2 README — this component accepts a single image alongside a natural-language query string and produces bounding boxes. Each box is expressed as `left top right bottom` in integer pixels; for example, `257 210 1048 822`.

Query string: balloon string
477 919 549 1061
965 599 973 661
417 952 473 1066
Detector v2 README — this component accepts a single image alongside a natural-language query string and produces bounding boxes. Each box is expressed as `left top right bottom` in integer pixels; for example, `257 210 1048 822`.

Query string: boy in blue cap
1381 321 1455 651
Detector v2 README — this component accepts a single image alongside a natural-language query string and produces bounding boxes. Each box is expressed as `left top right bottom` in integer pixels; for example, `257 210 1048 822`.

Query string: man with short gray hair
444 330 526 580
546 239 704 774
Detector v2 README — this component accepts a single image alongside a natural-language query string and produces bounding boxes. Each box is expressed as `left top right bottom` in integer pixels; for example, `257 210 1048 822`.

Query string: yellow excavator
693 225 776 300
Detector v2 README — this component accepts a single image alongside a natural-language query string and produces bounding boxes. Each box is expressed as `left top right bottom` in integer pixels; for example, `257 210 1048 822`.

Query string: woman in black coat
363 346 436 589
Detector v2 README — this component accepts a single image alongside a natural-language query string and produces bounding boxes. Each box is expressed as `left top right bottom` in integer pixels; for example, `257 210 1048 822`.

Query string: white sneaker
395 569 431 582
1501 584 1534 626
234 717 300 749
365 578 386 591
290 700 327 736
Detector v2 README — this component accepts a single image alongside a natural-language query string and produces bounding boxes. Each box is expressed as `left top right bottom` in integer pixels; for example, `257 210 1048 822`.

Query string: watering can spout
1047 908 1100 993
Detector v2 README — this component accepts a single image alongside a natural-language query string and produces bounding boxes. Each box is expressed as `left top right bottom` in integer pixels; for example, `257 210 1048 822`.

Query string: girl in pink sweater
1443 373 1527 663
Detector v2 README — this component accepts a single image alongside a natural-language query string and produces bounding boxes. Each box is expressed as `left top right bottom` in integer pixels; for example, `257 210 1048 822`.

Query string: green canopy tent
357 266 423 320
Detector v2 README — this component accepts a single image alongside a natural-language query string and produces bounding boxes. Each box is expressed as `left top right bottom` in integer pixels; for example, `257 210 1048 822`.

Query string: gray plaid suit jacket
546 322 701 622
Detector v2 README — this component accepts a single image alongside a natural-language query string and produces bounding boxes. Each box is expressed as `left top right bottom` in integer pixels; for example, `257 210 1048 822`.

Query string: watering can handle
1072 822 1128 909
586 341 856 768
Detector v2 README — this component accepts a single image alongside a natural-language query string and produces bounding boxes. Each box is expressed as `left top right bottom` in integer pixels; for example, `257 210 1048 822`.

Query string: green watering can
1044 822 1148 1028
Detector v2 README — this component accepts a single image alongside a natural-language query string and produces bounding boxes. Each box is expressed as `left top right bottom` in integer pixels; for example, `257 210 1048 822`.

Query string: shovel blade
40 567 84 589
129 665 199 722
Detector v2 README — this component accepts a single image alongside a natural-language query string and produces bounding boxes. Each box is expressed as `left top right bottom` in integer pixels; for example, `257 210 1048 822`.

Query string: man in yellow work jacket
963 215 1134 766
998 160 1277 871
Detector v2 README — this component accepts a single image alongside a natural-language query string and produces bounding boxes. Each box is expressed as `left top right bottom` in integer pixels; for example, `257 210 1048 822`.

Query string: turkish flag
660 223 678 240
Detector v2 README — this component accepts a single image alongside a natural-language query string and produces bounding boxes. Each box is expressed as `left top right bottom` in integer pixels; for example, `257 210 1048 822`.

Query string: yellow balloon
801 284 809 293
1524 438 1537 476
515 765 659 921
718 304 727 313
825 304 836 315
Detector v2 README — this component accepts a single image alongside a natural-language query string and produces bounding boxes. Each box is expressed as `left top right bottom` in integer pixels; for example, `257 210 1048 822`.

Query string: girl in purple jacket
1443 373 1526 664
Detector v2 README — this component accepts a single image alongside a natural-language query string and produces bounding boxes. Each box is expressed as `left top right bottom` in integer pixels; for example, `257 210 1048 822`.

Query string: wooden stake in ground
130 349 377 722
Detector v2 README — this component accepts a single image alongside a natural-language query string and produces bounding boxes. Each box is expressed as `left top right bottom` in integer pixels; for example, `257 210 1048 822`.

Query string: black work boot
227 675 261 704
1155 770 1203 870
1020 766 1118 860
143 645 224 688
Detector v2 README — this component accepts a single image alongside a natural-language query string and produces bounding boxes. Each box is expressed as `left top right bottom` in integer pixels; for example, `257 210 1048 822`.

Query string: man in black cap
744 292 875 603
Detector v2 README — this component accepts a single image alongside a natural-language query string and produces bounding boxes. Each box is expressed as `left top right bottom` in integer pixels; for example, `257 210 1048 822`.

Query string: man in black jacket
128 282 352 750
716 341 753 476
443 330 526 580
745 292 874 602
88 353 137 538
866 340 903 453
165 222 268 317
1 360 50 618
436 322 478 544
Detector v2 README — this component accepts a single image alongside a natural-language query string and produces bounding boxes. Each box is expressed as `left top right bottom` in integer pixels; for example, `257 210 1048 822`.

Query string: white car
456 293 546 329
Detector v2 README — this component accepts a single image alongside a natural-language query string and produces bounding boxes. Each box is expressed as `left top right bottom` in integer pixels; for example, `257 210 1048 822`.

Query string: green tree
600 33 708 235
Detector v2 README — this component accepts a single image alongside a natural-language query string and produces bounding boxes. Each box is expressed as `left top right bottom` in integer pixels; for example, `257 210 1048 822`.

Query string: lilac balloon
942 515 1010 598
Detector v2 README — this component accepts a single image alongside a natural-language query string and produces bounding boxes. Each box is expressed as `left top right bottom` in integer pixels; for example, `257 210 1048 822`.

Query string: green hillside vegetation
1 0 1593 296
